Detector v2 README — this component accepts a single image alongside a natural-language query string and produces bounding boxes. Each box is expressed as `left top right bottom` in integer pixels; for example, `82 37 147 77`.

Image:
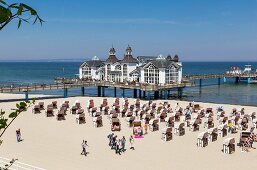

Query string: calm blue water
0 62 257 106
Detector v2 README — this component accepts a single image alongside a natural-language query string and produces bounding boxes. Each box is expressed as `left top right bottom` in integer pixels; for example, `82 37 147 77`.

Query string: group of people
107 133 135 155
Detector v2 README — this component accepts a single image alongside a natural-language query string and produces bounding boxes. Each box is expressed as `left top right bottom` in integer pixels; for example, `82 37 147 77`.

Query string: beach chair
56 110 65 121
111 118 120 131
193 104 201 112
166 116 175 127
218 124 228 137
175 112 181 122
70 106 77 114
207 128 218 142
161 127 172 141
46 107 54 117
52 101 58 109
149 119 159 132
32 105 41 114
207 117 214 129
77 109 84 114
133 120 143 136
197 131 208 147
223 138 235 154
76 114 86 124
159 111 167 122
174 122 185 136
38 102 44 110
64 101 69 108
190 119 201 132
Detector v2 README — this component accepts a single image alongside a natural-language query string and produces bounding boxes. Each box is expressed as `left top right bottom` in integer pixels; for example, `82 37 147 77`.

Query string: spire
126 45 132 55
109 46 116 55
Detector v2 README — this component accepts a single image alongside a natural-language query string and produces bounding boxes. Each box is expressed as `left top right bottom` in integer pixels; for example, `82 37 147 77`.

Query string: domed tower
166 54 172 61
106 46 119 63
173 54 179 62
126 45 132 55
121 45 137 64
109 46 116 55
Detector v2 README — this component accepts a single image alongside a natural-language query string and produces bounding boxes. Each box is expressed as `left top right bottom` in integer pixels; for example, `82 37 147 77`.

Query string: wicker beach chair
197 131 208 147
223 138 235 154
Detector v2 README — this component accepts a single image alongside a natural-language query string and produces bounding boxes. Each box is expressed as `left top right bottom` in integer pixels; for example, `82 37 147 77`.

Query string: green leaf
0 5 12 24
0 109 5 115
21 3 37 15
16 103 20 108
17 4 23 15
0 0 7 5
18 19 22 28
0 118 8 129
9 111 17 118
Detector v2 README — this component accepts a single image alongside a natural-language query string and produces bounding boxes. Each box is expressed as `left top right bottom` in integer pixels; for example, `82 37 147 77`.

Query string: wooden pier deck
0 81 193 93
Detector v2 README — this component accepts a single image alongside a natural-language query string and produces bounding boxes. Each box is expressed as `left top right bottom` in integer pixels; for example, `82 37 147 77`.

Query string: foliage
0 99 35 139
0 0 43 30
0 109 7 129
8 111 17 118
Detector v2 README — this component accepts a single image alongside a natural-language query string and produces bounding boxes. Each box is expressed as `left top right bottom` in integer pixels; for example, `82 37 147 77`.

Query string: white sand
0 96 257 170
0 93 54 100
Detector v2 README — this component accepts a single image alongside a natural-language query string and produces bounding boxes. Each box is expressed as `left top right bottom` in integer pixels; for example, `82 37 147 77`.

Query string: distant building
79 46 183 85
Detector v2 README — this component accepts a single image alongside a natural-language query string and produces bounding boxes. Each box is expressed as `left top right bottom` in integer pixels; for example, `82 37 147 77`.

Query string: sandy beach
0 95 257 170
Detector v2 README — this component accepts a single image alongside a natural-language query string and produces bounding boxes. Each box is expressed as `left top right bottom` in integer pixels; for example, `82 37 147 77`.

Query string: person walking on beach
16 129 21 142
121 136 126 152
81 140 85 155
116 139 121 155
107 133 114 147
112 135 117 150
81 140 89 156
129 135 135 150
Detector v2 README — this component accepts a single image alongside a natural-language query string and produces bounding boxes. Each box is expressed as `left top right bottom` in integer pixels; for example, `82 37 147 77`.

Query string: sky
0 0 257 61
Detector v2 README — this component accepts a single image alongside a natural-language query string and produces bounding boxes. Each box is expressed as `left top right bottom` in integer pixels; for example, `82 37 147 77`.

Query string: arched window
144 64 159 84
165 66 178 84
123 64 127 77
115 65 121 71
107 64 111 72
82 66 91 78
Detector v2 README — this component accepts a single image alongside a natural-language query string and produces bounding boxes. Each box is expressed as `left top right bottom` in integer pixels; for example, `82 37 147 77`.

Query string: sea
0 61 257 106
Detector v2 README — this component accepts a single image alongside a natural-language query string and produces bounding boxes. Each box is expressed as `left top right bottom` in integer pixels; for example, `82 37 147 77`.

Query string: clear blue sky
1 0 257 61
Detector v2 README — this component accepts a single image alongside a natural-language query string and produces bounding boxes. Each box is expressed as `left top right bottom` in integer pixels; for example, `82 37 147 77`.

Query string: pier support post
24 91 29 101
97 86 101 97
81 87 85 96
139 89 142 98
64 88 68 98
122 88 125 98
133 89 137 98
114 87 117 97
235 77 239 84
102 87 105 97
147 91 151 100
160 90 163 99
218 78 221 86
167 90 170 99
223 77 227 83
199 79 202 87
247 78 251 84
154 91 159 99
143 91 146 99
177 87 183 99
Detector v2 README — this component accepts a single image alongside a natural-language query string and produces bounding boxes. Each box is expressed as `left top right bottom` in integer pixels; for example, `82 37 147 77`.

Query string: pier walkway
0 73 256 100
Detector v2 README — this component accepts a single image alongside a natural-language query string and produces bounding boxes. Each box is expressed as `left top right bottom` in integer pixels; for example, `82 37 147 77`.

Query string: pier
0 73 256 101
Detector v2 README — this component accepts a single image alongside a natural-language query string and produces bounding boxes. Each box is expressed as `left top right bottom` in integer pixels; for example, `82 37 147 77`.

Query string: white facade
79 47 183 85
